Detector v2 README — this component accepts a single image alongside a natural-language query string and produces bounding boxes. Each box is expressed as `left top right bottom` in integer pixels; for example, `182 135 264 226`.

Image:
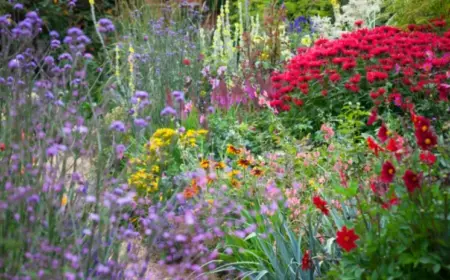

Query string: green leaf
433 264 441 274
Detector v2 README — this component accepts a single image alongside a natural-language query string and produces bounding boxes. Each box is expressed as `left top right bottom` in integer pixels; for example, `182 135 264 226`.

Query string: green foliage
214 205 315 280
284 0 334 19
383 0 450 26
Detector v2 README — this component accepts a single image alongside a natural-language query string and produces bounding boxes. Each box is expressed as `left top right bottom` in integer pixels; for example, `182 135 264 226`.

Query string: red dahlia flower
301 250 312 270
402 170 422 192
336 226 359 252
415 130 437 150
380 161 396 183
419 151 437 165
367 109 378 125
313 196 329 216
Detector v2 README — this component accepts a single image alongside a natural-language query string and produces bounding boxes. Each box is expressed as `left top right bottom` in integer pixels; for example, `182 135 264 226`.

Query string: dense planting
0 0 449 279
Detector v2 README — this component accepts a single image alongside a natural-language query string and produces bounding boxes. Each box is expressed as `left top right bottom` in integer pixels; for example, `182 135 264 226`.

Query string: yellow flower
329 0 339 8
301 36 312 47
61 194 68 206
89 0 95 5
151 165 160 174
214 161 226 170
228 170 240 179
200 159 210 169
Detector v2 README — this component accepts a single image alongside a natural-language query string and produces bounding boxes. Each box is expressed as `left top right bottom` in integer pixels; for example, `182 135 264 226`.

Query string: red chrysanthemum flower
377 123 389 143
402 170 422 193
336 226 359 252
313 196 329 216
419 151 437 165
380 161 396 183
301 250 312 271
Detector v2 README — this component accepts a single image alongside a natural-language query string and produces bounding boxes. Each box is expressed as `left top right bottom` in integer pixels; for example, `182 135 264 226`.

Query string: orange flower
250 168 263 177
183 180 200 199
200 159 210 169
237 158 251 168
226 144 241 155
231 179 241 189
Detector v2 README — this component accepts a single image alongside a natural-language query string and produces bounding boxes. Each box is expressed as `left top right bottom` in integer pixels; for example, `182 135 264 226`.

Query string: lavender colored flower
59 53 72 62
50 39 61 49
0 15 11 26
14 3 24 10
50 30 59 38
133 118 148 127
110 121 126 132
134 90 149 100
67 27 83 37
44 56 55 65
172 90 184 102
8 59 20 69
98 18 115 33
115 144 126 159
160 106 177 116
68 0 77 8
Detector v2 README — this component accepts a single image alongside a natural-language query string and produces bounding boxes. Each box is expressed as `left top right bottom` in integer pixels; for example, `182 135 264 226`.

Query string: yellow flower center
344 236 350 242
388 168 394 175
425 138 431 145
421 125 428 132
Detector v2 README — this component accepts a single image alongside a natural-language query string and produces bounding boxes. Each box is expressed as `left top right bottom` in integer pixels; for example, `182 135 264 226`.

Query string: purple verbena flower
160 106 177 116
109 121 126 132
98 18 115 33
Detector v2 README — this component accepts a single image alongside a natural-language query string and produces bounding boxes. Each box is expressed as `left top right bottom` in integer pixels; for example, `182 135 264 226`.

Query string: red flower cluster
301 250 312 271
411 114 438 150
336 226 359 252
269 26 450 112
313 196 329 216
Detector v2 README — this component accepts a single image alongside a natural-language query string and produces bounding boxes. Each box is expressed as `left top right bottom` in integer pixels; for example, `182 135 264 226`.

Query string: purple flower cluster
98 18 115 33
